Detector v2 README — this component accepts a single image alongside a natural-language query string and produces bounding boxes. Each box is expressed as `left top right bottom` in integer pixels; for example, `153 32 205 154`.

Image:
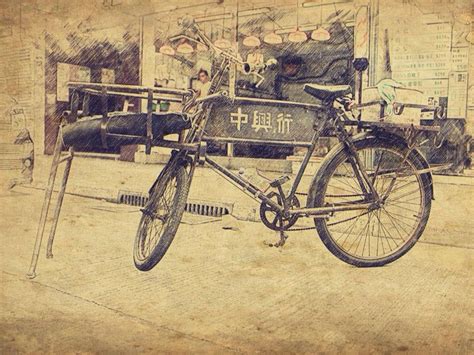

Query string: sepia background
1 0 473 353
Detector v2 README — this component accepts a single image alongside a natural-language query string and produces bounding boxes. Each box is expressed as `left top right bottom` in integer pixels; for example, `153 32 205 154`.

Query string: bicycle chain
286 225 317 232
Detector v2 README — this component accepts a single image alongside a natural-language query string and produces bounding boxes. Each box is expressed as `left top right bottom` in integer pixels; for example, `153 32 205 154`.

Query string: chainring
259 192 300 231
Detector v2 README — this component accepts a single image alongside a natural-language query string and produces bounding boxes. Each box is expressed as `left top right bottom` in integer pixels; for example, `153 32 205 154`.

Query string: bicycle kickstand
264 217 289 248
274 230 288 248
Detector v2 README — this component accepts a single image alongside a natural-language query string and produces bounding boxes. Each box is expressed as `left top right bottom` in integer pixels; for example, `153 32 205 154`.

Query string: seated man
274 56 304 100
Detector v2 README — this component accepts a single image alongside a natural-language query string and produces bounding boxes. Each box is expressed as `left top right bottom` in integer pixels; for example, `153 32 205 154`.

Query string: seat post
352 58 369 122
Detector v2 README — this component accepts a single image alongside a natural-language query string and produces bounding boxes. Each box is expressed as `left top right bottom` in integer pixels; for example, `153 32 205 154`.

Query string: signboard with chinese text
206 98 326 143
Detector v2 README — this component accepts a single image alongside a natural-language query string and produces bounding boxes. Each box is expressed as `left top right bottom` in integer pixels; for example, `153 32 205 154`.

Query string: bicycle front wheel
134 161 190 271
308 135 432 267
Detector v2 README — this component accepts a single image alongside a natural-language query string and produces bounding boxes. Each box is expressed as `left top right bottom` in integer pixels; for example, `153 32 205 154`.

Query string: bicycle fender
361 131 434 200
306 131 434 205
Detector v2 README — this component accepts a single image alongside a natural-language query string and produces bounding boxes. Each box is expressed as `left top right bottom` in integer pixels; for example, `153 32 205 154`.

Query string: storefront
137 0 471 168
43 27 140 154
139 0 359 158
0 0 472 167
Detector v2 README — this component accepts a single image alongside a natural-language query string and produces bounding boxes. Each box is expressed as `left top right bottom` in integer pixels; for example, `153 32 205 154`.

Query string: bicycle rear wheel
308 135 432 267
133 160 190 271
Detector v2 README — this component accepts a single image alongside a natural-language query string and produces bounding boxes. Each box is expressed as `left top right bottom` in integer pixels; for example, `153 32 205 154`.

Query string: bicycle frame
203 149 374 219
166 29 382 220
180 99 380 220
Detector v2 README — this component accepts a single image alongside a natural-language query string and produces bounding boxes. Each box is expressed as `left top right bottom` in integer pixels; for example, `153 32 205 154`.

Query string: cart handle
67 82 193 97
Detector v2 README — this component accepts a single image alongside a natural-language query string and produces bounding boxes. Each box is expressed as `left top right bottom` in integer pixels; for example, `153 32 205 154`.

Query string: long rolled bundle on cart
61 111 191 149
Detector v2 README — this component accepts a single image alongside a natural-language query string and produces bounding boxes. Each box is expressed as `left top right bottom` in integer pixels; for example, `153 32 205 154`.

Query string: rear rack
344 120 440 133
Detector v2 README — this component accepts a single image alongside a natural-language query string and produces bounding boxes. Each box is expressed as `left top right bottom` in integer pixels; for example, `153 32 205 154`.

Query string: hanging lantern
287 0 307 43
159 45 175 56
214 38 231 49
176 42 194 54
264 1 283 45
310 0 331 42
214 7 232 50
288 29 307 43
243 35 261 48
263 32 283 45
311 27 330 41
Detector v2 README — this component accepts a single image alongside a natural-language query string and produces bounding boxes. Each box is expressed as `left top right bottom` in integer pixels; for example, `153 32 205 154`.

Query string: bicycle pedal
269 175 290 188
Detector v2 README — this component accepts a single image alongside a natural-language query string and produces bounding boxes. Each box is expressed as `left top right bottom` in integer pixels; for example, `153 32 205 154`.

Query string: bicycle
133 19 438 271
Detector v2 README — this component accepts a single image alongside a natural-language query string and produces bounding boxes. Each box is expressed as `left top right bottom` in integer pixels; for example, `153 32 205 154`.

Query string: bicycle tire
133 161 190 271
307 135 432 267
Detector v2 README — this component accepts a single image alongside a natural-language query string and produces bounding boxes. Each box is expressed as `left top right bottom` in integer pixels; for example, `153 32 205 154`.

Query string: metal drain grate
117 191 232 217
184 201 230 217
118 190 149 207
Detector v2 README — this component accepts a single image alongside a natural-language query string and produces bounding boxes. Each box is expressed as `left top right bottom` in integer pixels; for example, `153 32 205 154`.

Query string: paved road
1 178 473 353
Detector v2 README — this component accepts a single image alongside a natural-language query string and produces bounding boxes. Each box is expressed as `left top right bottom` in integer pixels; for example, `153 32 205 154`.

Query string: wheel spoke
328 210 371 227
376 211 398 250
381 207 414 235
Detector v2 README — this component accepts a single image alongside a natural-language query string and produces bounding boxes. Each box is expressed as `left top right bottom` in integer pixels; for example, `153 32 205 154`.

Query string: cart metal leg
46 147 74 259
26 132 69 279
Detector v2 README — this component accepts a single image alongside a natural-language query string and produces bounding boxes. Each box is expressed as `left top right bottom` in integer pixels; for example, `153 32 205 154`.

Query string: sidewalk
1 186 472 353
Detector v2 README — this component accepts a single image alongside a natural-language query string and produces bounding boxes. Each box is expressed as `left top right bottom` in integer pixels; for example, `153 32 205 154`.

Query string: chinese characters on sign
207 102 317 142
276 113 293 134
252 111 272 132
230 107 293 134
230 107 248 131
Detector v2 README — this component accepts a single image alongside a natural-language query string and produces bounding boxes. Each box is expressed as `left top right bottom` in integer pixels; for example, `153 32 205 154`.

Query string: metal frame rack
26 83 195 279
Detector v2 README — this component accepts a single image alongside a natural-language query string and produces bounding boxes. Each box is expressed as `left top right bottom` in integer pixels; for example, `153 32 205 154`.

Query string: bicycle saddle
304 83 351 101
